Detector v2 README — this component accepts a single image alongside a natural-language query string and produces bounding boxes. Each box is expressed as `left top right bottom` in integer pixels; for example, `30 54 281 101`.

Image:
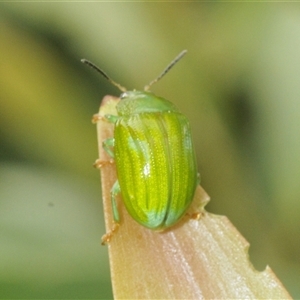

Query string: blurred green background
0 3 299 299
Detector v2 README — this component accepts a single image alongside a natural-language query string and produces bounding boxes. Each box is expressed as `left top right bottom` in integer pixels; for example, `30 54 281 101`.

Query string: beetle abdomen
114 112 198 229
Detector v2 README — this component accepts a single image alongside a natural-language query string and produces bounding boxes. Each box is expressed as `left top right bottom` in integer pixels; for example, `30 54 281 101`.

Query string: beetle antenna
81 58 127 92
144 50 187 91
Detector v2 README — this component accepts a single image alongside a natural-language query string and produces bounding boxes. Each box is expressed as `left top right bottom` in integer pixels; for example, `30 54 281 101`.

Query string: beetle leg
102 137 115 158
111 180 121 223
94 138 115 169
104 114 119 124
101 180 121 245
197 172 201 185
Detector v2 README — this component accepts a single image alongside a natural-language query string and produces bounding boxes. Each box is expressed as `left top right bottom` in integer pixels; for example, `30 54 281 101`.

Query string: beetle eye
120 92 128 99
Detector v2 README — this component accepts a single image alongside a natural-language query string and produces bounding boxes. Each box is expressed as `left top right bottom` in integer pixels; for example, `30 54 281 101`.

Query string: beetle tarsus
92 114 105 124
101 223 120 245
186 211 204 220
93 158 114 169
92 113 119 124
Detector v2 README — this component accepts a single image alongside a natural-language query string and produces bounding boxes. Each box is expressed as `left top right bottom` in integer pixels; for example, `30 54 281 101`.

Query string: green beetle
82 50 199 240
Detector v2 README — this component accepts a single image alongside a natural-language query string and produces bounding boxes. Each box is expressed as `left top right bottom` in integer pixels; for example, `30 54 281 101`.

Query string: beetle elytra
82 50 199 243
